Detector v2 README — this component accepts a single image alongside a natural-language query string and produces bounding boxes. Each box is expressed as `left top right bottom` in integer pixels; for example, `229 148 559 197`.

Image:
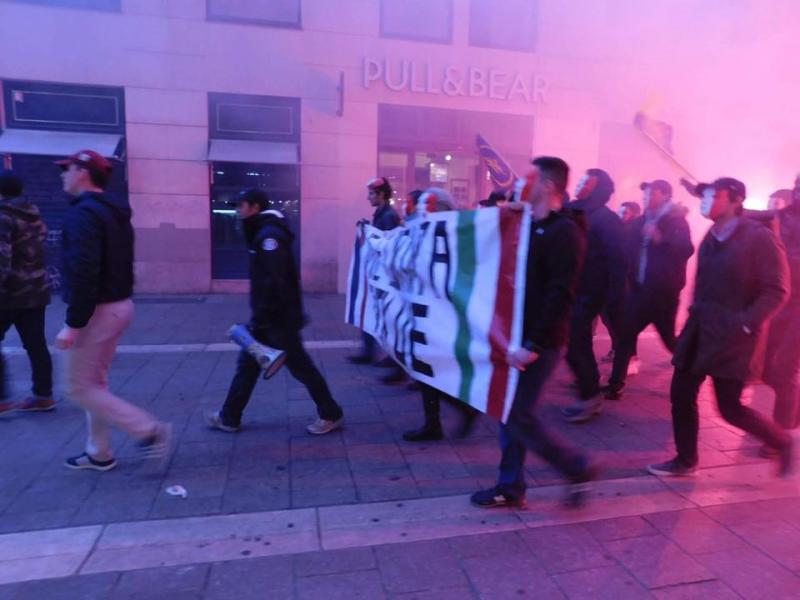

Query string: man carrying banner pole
471 156 598 509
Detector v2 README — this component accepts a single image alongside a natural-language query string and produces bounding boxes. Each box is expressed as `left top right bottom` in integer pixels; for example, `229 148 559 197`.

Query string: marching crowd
0 149 798 508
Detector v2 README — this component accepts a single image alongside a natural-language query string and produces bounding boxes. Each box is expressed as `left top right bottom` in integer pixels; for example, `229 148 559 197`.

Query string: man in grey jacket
648 178 793 478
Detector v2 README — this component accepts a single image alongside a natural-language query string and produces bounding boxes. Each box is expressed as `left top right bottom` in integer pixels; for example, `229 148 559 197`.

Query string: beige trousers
64 299 158 461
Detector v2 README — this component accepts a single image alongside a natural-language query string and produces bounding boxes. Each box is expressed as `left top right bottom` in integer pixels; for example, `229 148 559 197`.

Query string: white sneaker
627 357 641 376
306 417 344 435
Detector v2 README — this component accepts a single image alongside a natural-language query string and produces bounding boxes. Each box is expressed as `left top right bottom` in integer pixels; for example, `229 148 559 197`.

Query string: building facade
0 0 797 294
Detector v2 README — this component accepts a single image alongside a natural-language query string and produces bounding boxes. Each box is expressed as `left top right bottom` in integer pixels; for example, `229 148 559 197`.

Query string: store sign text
362 58 548 104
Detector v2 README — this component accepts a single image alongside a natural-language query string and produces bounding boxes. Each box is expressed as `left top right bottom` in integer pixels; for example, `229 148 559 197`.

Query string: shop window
208 93 301 280
4 0 121 11
378 104 533 211
207 0 301 28
380 0 453 44
469 0 538 52
210 163 300 279
3 80 125 134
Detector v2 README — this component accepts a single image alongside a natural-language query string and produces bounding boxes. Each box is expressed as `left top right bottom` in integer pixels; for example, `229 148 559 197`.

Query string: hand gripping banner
346 207 531 422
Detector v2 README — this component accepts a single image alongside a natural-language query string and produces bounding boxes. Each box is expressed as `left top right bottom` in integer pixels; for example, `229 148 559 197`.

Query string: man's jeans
0 306 52 400
65 299 160 461
221 327 343 427
498 349 589 498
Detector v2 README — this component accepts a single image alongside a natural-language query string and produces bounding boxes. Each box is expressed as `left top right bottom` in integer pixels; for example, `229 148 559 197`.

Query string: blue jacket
61 191 134 328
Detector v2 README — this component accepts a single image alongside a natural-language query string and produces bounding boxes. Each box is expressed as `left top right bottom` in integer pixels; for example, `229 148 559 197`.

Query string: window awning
0 128 123 158
207 139 299 164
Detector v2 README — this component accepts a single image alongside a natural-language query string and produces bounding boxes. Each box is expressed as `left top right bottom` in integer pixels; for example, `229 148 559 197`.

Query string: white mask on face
700 188 715 218
643 189 652 212
513 177 527 203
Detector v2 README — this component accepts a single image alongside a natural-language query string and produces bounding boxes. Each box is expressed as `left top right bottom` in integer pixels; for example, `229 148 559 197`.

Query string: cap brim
639 182 649 191
695 183 712 196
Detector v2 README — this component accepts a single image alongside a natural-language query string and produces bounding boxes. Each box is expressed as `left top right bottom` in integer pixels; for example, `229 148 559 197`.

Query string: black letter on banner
409 302 434 377
429 221 452 300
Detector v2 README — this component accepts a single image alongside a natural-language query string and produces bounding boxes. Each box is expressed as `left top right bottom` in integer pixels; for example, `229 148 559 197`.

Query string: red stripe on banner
486 208 522 419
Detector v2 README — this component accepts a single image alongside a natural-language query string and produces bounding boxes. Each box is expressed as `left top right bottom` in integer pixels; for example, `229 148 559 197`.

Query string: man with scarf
606 180 693 399
207 188 344 435
562 169 628 423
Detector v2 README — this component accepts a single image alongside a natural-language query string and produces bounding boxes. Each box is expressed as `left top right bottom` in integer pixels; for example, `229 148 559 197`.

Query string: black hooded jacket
244 210 305 331
567 170 627 310
61 191 134 328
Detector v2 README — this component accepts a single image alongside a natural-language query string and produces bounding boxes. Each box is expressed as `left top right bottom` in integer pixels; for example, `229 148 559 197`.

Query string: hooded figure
562 169 628 422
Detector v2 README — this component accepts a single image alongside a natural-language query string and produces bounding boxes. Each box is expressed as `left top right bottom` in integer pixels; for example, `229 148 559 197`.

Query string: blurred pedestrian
761 176 800 449
56 150 171 471
648 178 793 478
562 169 628 423
402 188 480 441
207 189 344 435
471 157 597 509
606 180 693 399
348 177 401 365
0 169 53 415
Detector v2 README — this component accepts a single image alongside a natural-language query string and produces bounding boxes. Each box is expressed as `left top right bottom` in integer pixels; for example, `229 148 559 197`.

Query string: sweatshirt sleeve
523 220 586 352
63 206 103 328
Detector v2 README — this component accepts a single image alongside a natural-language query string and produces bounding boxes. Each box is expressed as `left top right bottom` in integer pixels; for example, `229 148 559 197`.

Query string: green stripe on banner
452 210 477 401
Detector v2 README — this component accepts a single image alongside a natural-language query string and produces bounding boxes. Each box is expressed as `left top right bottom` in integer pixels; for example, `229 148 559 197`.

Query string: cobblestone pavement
0 294 797 598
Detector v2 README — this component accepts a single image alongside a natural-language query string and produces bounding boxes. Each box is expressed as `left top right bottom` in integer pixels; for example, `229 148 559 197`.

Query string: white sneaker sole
307 418 344 435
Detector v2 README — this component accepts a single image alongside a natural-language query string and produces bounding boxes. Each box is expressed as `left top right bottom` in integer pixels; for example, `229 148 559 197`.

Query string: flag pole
638 130 699 183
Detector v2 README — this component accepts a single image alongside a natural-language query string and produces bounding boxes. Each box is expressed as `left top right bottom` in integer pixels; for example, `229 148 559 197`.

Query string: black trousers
670 368 790 467
763 306 800 430
609 289 679 387
566 296 607 399
221 327 343 427
498 349 589 496
0 306 53 400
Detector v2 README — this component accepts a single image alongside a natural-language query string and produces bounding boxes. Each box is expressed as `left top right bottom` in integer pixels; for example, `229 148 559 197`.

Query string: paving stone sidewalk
1 495 800 599
0 294 789 536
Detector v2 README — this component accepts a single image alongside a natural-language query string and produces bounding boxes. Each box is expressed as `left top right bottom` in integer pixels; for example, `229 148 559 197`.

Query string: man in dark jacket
349 177 401 365
607 180 694 399
648 177 793 478
471 156 596 509
0 169 53 415
208 189 344 435
55 150 171 472
562 169 628 423
761 177 800 448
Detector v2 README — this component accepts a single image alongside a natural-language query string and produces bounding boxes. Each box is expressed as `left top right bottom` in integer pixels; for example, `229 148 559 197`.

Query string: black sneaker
564 464 600 508
65 453 117 472
347 354 373 365
470 486 526 509
380 369 407 385
138 423 173 461
604 383 624 401
647 458 697 477
402 424 444 442
778 438 794 478
374 356 396 368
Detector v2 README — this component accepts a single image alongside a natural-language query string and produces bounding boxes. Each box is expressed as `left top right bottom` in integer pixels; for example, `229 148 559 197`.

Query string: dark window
380 0 453 44
208 93 300 142
469 0 538 52
207 0 301 28
4 0 120 11
211 163 300 279
3 80 125 134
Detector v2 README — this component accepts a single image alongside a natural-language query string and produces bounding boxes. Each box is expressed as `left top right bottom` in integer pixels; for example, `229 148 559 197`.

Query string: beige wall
0 0 797 293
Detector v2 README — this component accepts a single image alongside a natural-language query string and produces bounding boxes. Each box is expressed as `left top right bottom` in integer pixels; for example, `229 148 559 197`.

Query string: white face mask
700 188 715 219
643 189 652 212
513 177 527 203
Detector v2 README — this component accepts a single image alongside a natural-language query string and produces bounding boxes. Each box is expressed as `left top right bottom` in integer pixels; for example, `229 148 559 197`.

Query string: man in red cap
55 150 171 471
